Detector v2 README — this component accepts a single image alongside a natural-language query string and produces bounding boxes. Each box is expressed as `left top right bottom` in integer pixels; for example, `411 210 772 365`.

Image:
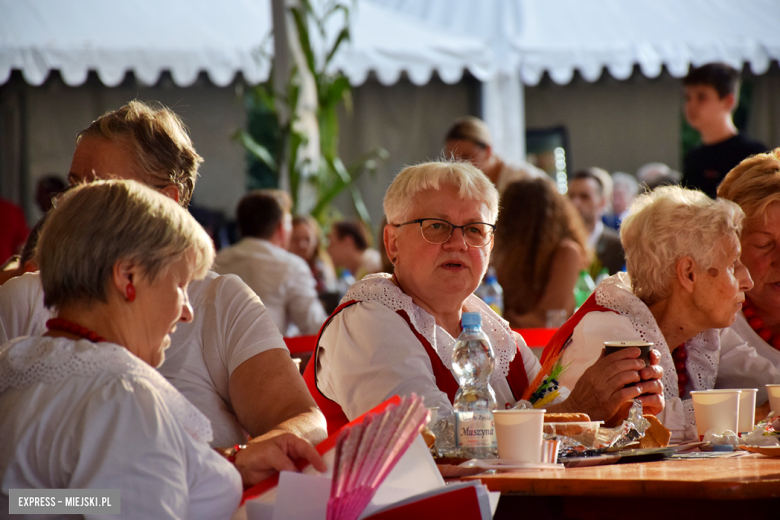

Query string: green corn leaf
233 129 278 171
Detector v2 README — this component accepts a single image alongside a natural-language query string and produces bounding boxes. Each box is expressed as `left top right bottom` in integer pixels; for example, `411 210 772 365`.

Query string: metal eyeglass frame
394 218 496 248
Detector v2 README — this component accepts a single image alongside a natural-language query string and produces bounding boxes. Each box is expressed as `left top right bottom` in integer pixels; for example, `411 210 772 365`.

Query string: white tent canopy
377 0 780 86
324 1 492 85
0 0 273 87
511 0 780 86
376 0 780 161
0 0 493 88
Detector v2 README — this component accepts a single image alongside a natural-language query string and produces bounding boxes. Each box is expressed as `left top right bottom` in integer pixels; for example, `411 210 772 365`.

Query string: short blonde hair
78 100 203 208
620 185 744 305
38 180 214 310
384 161 499 225
717 148 780 221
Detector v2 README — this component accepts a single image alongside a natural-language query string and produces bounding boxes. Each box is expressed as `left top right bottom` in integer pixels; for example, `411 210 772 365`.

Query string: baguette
543 412 590 423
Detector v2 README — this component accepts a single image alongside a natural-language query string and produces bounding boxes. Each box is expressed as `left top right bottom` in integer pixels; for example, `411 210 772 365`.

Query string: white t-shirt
317 274 543 420
559 273 779 442
0 271 287 447
0 336 241 520
214 238 327 336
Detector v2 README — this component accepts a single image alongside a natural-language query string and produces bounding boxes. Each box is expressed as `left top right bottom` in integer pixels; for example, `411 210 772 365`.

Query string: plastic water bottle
475 267 504 316
336 269 356 299
452 312 498 459
574 270 596 308
594 267 610 287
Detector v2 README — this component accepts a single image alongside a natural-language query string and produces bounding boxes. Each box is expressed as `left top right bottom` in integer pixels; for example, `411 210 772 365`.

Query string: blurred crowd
0 61 778 516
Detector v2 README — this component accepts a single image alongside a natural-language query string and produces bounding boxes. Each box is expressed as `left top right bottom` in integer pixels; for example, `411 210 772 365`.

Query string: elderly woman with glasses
305 161 664 433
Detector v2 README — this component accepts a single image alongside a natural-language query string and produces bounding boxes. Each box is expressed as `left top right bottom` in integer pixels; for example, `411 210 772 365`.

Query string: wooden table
463 455 780 519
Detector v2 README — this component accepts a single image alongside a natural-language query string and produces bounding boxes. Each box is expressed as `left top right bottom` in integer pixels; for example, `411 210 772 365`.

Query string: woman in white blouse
0 180 240 519
549 185 770 442
306 161 663 434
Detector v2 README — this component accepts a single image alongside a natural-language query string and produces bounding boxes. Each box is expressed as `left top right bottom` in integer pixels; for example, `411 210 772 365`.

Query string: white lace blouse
316 274 543 420
559 272 772 443
0 336 241 519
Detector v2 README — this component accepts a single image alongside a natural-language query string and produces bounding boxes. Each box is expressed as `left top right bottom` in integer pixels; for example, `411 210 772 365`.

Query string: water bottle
452 312 498 459
336 269 356 299
594 267 610 287
475 267 504 316
574 270 596 308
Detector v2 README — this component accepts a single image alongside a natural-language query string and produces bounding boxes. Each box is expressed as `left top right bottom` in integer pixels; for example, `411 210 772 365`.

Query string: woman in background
290 215 337 295
492 177 591 328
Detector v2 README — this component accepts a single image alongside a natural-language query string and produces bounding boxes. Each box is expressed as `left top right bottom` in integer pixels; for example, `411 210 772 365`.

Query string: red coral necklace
46 318 106 343
741 299 780 350
673 343 689 397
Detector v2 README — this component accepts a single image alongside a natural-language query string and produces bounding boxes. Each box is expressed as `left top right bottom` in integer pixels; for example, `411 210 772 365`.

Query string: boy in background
682 63 766 198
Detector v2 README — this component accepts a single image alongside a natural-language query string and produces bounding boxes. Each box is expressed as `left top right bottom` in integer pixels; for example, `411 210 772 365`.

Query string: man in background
215 190 326 336
327 219 381 281
444 116 546 193
568 168 624 277
683 63 766 198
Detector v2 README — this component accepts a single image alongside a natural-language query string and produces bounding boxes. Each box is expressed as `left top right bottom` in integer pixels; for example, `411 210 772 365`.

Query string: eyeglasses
394 218 495 248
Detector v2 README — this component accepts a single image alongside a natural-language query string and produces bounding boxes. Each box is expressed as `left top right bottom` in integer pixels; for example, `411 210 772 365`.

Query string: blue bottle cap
461 312 481 327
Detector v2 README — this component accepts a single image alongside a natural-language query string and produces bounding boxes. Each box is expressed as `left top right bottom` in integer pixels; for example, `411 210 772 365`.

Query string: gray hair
636 162 682 191
620 185 744 305
38 180 214 310
383 161 499 224
78 100 203 208
612 172 639 199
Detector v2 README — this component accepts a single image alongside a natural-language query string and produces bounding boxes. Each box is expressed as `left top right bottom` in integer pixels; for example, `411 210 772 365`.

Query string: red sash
521 293 618 401
302 300 359 435
303 300 531 435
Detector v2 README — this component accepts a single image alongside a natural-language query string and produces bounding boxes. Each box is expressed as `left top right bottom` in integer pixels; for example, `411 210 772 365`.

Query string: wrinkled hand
564 347 664 422
233 430 327 488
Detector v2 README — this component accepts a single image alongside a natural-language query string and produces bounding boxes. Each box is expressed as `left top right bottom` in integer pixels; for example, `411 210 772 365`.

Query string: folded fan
327 394 428 520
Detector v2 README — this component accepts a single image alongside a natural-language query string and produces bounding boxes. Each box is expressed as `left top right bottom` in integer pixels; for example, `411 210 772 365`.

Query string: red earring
126 283 136 302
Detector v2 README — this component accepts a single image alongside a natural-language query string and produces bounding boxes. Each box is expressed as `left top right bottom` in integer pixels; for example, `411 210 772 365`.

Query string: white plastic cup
766 385 780 416
492 409 546 463
735 389 757 433
690 390 741 438
427 407 439 427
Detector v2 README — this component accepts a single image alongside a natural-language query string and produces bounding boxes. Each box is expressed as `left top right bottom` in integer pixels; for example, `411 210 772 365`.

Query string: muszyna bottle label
456 412 497 448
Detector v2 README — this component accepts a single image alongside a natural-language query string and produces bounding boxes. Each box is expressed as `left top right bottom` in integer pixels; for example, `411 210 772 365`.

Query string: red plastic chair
512 328 558 348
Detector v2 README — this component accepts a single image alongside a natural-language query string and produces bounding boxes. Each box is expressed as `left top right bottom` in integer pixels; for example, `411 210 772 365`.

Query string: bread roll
543 412 590 423
639 415 671 448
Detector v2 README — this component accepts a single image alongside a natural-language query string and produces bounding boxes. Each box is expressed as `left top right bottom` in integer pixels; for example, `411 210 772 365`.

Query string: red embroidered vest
303 300 531 435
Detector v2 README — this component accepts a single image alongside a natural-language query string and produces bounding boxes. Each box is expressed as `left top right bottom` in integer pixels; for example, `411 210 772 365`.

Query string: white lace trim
342 273 517 385
595 273 720 432
0 336 213 444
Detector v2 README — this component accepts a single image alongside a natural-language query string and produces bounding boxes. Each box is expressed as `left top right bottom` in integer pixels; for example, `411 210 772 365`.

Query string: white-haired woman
304 161 663 434
0 180 240 518
543 185 761 442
